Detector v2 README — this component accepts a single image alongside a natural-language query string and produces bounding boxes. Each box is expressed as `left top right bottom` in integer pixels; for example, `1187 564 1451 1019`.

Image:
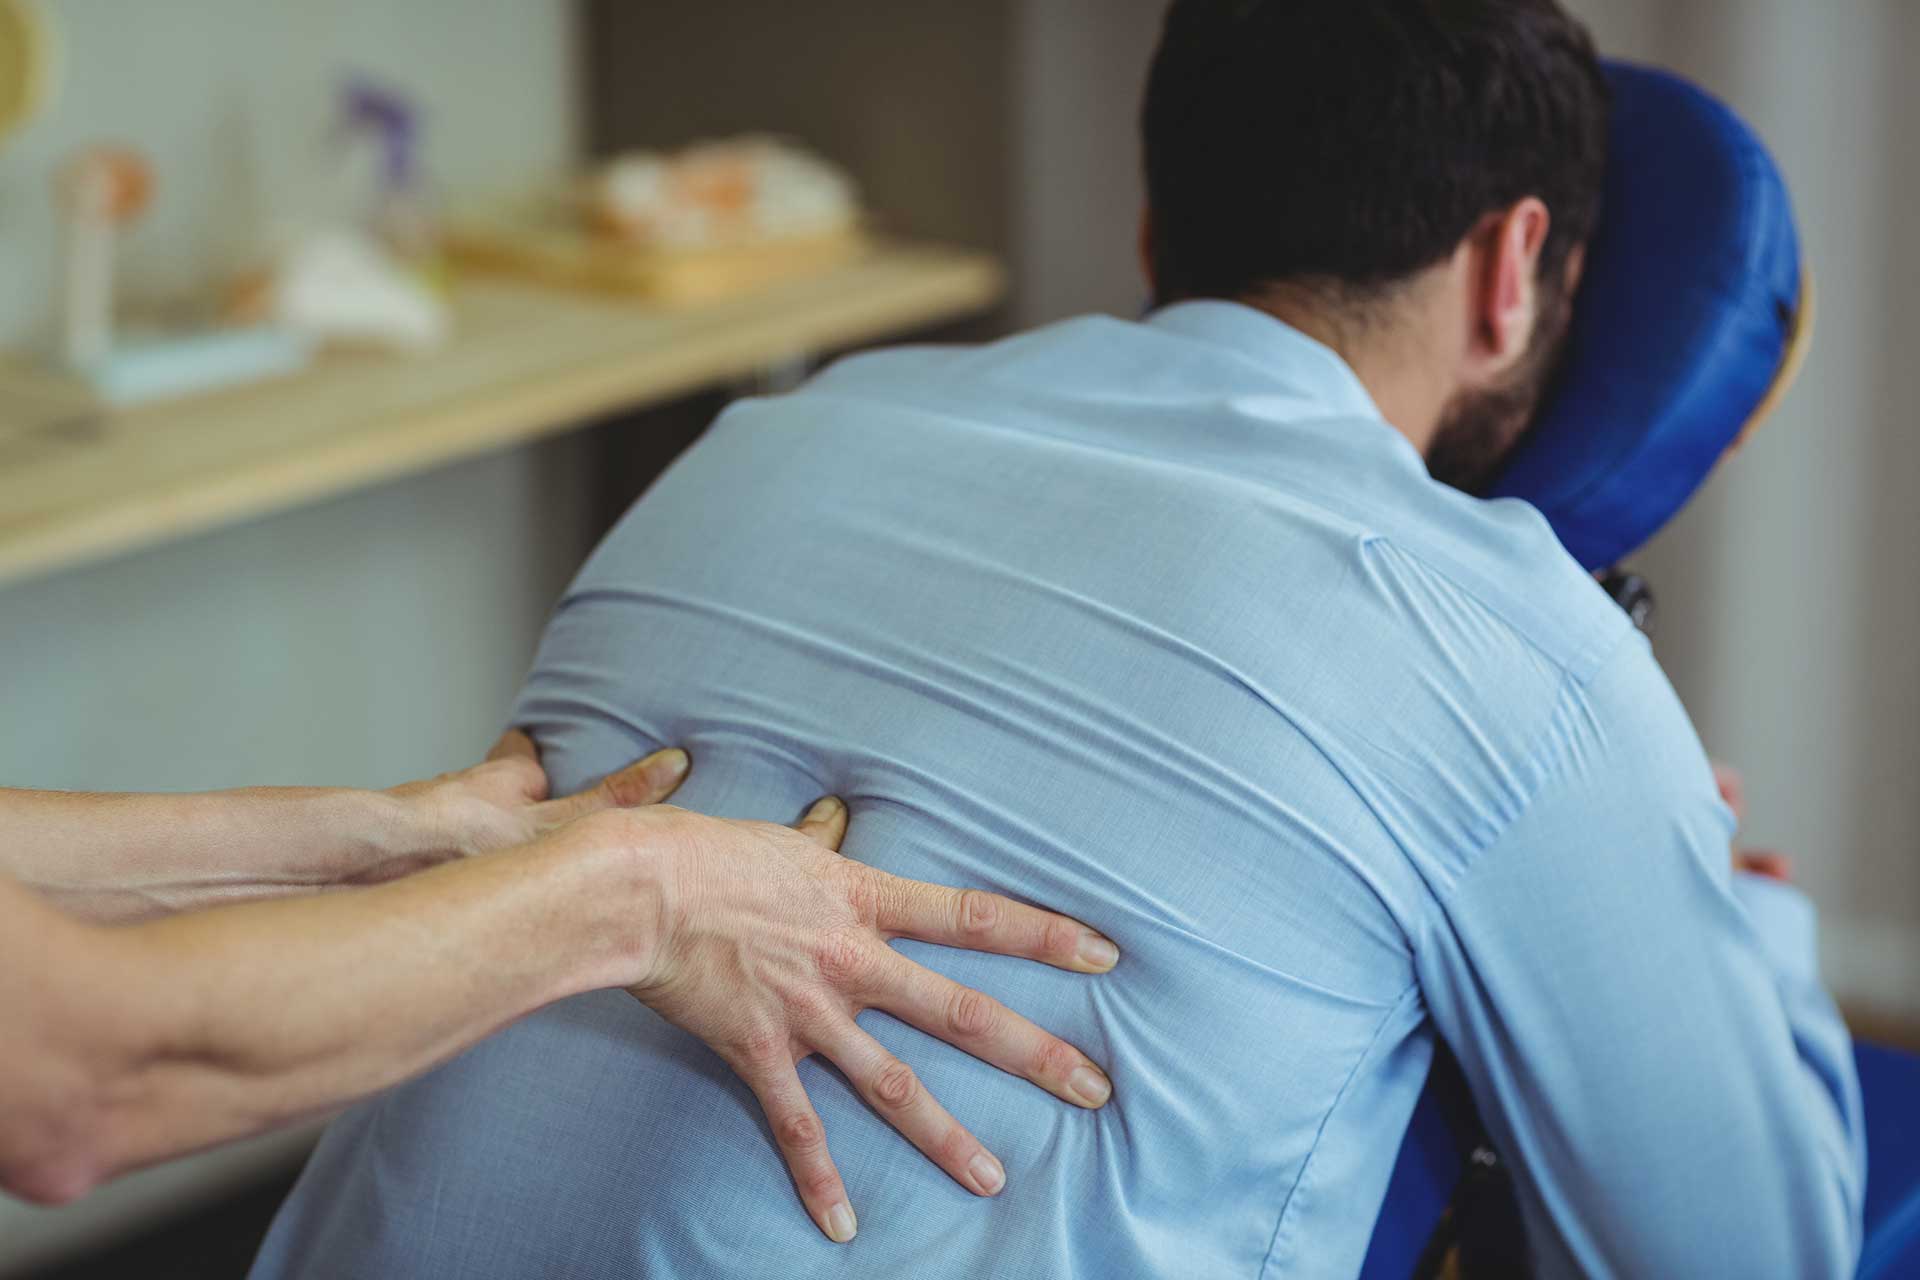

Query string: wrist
534 813 676 995
360 787 467 877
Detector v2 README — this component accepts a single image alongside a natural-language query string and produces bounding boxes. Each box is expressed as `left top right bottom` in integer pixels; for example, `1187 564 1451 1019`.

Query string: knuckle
803 1167 842 1200
957 889 1000 939
779 988 835 1030
496 755 545 791
601 771 651 808
777 1112 825 1154
1041 916 1080 960
869 1059 920 1111
1033 1037 1081 1082
814 928 875 989
946 987 999 1041
733 1027 788 1070
842 872 882 928
935 1125 974 1169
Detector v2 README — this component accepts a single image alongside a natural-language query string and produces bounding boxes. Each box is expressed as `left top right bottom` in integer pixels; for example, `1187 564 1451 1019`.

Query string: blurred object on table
588 137 857 248
225 78 451 352
336 80 444 279
448 137 867 304
38 145 315 409
59 146 152 368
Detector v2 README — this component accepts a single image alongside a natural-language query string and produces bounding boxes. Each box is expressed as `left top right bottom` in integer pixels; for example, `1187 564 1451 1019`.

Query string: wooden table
0 242 1003 589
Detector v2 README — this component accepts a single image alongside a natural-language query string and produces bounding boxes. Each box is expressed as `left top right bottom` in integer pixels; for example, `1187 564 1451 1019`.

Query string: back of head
1144 0 1612 308
1143 0 1609 312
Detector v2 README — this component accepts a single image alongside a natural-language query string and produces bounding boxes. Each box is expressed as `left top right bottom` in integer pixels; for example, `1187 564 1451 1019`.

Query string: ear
1563 241 1588 298
1465 197 1552 376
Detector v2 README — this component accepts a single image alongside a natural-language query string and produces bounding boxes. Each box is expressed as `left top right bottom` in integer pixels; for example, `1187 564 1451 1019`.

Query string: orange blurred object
61 145 153 224
586 137 858 250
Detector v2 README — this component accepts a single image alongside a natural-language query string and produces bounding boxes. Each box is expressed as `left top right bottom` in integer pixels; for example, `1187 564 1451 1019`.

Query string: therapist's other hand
370 730 691 882
628 796 1119 1245
1713 761 1795 883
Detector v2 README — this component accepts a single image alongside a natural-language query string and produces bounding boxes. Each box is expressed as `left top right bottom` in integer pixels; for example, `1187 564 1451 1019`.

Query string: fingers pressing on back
486 728 541 764
874 876 1119 975
732 1056 858 1244
812 1019 1007 1199
545 748 692 823
794 796 849 852
483 729 551 800
872 953 1113 1109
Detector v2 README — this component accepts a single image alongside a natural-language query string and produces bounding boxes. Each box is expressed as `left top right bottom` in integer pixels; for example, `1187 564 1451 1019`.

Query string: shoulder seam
1367 534 1629 685
1431 630 1645 913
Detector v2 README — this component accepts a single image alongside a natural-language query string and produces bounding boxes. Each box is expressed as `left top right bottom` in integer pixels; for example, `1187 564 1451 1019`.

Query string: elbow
1619 1210 1858 1280
1774 1114 1868 1277
1 917 151 1206
0 1140 106 1207
1699 1160 1862 1280
0 1069 116 1207
1751 1215 1859 1280
2 1165 101 1208
1800 1164 1867 1279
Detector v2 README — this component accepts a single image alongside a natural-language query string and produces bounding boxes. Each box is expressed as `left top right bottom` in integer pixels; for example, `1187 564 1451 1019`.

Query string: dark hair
1142 0 1609 307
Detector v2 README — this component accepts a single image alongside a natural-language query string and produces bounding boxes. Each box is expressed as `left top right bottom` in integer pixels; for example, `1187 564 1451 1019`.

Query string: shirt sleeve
1414 634 1866 1278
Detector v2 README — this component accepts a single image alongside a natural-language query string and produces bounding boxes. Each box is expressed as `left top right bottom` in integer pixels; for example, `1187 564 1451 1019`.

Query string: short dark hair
1142 0 1609 307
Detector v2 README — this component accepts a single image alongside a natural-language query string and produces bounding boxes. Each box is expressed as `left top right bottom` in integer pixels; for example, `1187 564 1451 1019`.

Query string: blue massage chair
1353 61 1920 1279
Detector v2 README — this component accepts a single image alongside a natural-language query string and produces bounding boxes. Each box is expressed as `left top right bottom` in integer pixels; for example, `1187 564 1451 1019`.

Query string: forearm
0 786 445 922
3 825 658 1201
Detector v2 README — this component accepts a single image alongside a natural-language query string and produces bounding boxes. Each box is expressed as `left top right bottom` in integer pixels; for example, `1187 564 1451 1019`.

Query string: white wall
1013 0 1920 1025
1012 0 1166 326
0 1 590 1270
0 0 581 346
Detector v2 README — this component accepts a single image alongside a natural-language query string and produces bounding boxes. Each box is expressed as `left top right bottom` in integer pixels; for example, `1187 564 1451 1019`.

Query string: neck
1235 282 1452 454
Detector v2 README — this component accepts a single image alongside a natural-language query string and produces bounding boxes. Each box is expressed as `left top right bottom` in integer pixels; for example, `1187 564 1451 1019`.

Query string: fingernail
969 1151 1005 1195
1068 1065 1112 1108
646 748 690 781
806 796 846 824
1077 933 1120 972
825 1201 857 1243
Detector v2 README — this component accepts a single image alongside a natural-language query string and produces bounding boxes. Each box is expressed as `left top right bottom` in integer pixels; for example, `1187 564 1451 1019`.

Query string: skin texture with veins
0 737 1118 1243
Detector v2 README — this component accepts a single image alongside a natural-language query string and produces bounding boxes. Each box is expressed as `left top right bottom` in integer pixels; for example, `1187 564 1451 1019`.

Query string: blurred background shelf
0 243 1003 590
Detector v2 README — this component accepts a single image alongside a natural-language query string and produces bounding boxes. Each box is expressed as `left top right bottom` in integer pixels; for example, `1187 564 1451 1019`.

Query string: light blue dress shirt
254 302 1864 1278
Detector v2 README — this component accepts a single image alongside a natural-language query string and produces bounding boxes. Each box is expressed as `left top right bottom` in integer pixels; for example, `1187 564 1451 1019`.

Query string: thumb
794 796 849 851
487 729 542 765
1733 849 1794 883
550 748 692 822
483 729 550 802
1712 762 1747 827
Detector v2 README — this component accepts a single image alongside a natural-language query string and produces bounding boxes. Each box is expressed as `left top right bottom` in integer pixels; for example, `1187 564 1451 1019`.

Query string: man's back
255 303 1858 1278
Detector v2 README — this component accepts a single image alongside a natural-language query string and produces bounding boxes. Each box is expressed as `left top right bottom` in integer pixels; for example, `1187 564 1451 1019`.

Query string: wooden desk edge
0 250 1004 590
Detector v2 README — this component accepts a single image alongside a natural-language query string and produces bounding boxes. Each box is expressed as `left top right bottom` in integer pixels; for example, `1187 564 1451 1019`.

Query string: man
256 1 1865 1275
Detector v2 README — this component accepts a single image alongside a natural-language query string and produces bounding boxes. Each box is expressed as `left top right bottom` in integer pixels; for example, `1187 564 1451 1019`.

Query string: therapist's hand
1714 761 1794 882
628 796 1119 1245
0 732 691 923
370 730 691 882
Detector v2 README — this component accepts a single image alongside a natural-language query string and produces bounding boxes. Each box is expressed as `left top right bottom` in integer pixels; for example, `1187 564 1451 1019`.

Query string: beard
1425 287 1576 495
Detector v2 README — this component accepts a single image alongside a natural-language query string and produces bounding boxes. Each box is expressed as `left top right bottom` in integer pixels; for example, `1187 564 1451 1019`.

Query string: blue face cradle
1491 60 1808 574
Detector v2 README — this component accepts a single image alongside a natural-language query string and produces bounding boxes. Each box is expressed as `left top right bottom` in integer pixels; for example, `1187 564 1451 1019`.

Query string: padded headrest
1490 60 1808 571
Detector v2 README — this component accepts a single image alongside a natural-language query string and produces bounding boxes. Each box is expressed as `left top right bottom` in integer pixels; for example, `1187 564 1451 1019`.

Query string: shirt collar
1144 300 1386 425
